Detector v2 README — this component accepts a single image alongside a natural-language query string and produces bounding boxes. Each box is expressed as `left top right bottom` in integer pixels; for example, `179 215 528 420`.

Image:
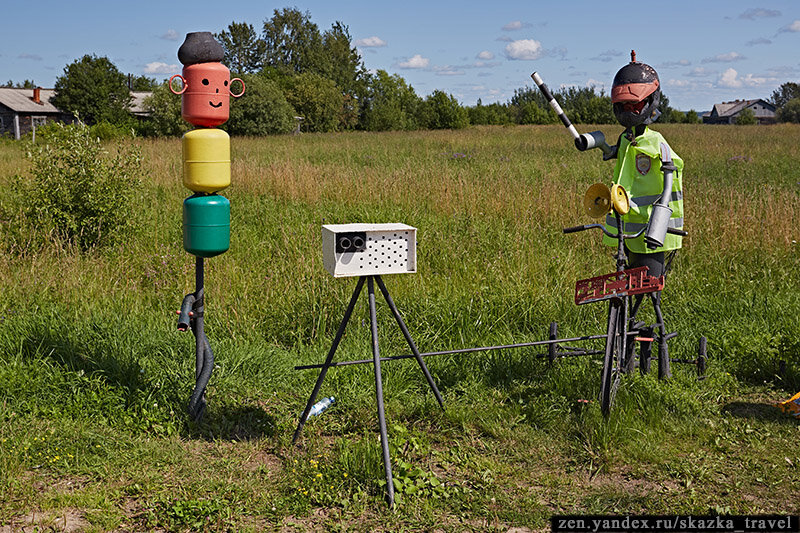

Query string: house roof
0 87 62 113
712 99 775 117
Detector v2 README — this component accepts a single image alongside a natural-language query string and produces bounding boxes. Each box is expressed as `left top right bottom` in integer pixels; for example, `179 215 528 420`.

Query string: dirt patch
243 448 284 478
2 508 88 532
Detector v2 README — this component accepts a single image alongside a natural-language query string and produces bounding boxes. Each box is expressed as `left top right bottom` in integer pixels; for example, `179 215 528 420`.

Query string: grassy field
1 124 799 531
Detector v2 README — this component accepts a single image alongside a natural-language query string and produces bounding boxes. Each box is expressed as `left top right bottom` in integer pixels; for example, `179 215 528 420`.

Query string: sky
2 0 799 112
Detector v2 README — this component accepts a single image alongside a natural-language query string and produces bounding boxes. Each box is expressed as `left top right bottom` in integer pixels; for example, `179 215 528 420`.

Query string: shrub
279 72 344 133
19 121 142 250
734 107 757 125
140 82 191 137
777 98 800 123
420 90 469 130
225 74 296 135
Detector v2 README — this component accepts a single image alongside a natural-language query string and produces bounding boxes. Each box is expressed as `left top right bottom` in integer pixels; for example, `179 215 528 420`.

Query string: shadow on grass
722 401 799 424
18 327 277 441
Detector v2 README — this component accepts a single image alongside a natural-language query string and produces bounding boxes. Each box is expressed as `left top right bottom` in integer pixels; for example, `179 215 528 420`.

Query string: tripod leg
368 276 395 508
651 291 672 380
292 276 366 445
374 275 445 410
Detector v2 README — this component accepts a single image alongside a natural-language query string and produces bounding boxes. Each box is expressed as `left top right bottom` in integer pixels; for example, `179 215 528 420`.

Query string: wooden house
703 98 776 125
0 87 73 139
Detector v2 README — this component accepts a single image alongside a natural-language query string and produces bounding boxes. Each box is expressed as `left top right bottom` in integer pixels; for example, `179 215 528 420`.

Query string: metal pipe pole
368 276 395 508
374 275 444 410
292 276 366 445
293 334 609 371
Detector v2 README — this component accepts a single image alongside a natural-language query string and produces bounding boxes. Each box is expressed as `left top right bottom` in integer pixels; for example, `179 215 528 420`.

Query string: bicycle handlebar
563 223 688 239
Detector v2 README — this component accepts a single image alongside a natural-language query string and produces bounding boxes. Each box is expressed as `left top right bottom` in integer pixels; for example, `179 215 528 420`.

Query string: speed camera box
322 223 417 278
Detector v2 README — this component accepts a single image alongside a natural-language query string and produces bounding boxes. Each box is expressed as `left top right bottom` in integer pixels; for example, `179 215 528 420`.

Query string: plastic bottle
308 397 335 417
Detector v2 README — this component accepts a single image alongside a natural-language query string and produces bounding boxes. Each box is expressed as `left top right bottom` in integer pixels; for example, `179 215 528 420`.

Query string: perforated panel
322 224 416 277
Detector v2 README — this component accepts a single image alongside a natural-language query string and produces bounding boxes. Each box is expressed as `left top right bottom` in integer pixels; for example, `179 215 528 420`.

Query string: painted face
176 63 244 127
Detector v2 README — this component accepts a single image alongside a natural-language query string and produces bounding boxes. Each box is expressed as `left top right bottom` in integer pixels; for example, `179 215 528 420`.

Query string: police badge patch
636 154 651 175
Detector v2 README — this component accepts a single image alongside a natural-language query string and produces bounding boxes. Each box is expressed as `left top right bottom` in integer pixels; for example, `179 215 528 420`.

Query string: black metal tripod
292 274 445 508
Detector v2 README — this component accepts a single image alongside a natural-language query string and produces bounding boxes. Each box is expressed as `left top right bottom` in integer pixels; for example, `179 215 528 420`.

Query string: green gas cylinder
183 193 230 257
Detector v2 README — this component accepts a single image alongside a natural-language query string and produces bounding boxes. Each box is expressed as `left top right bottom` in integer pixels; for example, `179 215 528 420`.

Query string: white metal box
322 223 417 278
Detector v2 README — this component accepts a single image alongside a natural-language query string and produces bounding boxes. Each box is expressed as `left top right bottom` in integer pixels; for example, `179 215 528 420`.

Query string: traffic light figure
170 32 245 420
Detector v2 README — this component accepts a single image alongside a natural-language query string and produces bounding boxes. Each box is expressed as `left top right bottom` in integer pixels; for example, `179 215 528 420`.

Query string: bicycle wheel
600 300 624 416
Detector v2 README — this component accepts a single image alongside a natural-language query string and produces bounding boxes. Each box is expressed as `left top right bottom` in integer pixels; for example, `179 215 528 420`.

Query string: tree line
9 7 800 137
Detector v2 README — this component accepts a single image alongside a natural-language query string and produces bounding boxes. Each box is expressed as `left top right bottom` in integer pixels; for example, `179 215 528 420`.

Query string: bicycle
562 183 706 416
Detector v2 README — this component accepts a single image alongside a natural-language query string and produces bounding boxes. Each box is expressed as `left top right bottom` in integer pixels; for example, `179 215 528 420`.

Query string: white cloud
396 54 429 69
355 36 387 47
586 78 605 89
717 68 777 88
703 52 746 63
718 68 742 88
779 20 800 33
687 67 714 77
477 50 494 60
659 59 691 68
739 8 780 20
504 39 543 60
161 29 179 41
144 61 178 74
746 37 772 46
502 20 531 31
434 67 464 76
590 50 622 62
667 79 691 88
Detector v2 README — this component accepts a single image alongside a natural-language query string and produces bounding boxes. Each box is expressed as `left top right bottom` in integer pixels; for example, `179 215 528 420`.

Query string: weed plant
0 124 799 530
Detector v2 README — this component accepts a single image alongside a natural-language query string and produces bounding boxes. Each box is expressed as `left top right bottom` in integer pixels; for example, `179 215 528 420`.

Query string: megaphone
583 183 630 218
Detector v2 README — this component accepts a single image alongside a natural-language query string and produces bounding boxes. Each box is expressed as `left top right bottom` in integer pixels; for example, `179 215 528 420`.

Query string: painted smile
209 101 222 108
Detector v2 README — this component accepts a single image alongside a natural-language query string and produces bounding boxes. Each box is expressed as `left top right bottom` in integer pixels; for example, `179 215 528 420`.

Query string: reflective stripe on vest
629 191 683 209
605 215 684 232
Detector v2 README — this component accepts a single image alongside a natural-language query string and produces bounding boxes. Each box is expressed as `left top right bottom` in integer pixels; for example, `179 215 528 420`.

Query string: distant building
703 99 776 125
0 87 73 139
129 91 153 119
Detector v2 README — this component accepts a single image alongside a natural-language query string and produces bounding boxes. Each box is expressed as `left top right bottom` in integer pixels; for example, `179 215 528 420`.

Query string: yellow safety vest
603 127 684 253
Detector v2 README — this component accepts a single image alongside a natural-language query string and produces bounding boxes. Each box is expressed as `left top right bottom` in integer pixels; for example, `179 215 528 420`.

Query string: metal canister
182 128 230 193
182 193 230 257
169 62 244 127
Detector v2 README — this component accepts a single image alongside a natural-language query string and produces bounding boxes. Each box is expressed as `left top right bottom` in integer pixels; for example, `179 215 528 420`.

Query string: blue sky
2 1 799 111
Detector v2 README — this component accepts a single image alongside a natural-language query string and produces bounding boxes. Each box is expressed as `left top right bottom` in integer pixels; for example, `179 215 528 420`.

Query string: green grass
1 124 799 531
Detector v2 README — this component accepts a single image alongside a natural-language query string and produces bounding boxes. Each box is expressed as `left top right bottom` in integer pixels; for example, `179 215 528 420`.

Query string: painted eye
202 79 209 85
224 80 229 86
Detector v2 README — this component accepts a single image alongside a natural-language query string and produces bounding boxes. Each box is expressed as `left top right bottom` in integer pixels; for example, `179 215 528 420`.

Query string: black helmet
611 50 661 128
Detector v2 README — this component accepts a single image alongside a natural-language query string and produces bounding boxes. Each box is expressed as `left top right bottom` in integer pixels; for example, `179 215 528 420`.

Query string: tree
225 74 295 135
420 90 469 130
215 21 266 74
280 72 343 132
683 109 701 124
360 70 422 131
735 107 757 125
318 22 368 100
777 98 800 123
468 101 512 126
656 92 676 123
3 79 36 88
140 81 190 137
262 8 323 74
53 55 132 125
128 74 157 91
769 82 800 109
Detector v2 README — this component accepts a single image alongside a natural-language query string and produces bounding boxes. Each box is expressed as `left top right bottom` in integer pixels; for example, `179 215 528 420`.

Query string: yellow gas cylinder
182 128 230 193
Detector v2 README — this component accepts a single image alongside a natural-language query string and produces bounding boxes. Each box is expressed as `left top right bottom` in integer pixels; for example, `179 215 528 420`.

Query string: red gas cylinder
170 63 244 127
